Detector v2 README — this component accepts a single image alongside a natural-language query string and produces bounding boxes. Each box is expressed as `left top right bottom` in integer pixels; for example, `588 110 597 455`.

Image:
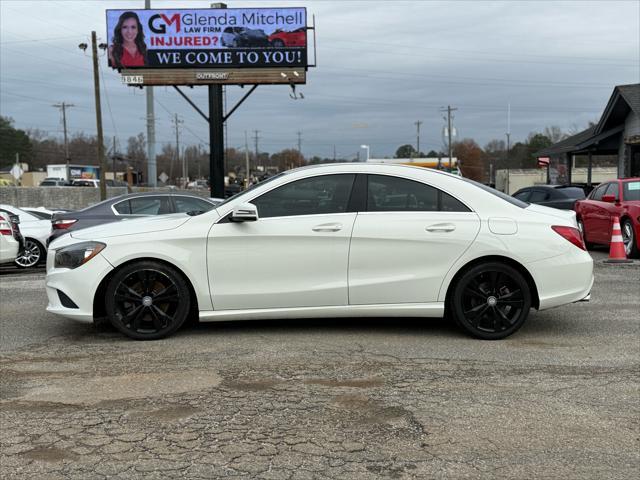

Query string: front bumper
45 251 114 323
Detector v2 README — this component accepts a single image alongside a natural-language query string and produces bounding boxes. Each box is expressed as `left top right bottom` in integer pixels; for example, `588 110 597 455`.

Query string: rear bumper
526 248 594 311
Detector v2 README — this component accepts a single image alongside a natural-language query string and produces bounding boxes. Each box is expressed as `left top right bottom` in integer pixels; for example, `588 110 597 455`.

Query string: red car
268 28 306 47
574 177 640 258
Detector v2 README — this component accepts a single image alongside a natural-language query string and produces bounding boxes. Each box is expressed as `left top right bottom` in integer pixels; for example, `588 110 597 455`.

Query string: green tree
395 144 417 158
0 116 32 168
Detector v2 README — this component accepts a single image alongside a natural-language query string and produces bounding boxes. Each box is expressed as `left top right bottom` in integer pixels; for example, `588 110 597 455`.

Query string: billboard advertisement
106 8 307 70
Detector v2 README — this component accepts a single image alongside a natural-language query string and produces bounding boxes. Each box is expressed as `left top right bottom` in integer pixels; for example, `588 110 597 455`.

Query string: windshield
623 181 640 201
461 177 530 208
212 173 287 209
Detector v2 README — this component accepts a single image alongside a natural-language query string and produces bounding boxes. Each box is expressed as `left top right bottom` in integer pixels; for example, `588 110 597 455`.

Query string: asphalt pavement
0 250 638 479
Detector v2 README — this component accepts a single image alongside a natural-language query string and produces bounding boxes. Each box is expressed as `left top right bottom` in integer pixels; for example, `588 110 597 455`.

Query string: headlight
54 242 106 269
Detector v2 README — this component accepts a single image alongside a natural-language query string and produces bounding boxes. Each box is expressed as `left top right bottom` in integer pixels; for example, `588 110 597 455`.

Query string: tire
15 238 44 269
577 219 594 249
272 39 285 48
105 260 191 340
621 218 639 259
450 262 532 340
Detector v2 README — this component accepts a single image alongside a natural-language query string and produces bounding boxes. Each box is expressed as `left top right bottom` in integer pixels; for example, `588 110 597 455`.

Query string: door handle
312 223 343 232
426 223 456 233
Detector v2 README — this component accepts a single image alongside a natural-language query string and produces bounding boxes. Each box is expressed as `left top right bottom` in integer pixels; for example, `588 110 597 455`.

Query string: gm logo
149 13 181 33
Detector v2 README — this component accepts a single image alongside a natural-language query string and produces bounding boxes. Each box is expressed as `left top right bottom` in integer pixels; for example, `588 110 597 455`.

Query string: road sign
10 164 23 180
159 172 169 183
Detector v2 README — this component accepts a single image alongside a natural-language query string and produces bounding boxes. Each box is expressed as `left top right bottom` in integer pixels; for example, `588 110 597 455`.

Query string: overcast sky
1 0 639 160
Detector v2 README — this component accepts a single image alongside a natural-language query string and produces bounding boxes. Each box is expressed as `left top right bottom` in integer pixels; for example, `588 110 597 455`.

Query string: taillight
0 220 11 236
552 225 586 250
52 219 78 229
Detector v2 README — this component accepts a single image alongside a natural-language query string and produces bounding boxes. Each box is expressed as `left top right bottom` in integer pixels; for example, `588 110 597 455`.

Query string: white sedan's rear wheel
451 262 532 340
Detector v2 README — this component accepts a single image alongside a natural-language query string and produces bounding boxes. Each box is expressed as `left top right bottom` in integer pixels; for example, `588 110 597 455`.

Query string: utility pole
91 31 107 200
414 120 422 157
172 114 183 186
505 103 511 194
253 130 260 169
145 0 156 187
244 130 250 189
441 106 457 171
52 102 74 180
333 145 336 162
297 130 302 154
112 136 117 180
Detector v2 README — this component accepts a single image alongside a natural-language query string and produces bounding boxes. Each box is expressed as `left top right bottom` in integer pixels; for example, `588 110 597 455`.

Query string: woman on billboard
109 11 147 68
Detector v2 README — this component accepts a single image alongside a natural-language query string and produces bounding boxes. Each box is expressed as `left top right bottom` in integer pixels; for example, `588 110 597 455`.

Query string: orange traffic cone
604 216 632 263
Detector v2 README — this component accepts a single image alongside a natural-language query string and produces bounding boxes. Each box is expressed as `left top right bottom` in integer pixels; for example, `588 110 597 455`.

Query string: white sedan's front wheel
105 261 191 340
15 239 44 269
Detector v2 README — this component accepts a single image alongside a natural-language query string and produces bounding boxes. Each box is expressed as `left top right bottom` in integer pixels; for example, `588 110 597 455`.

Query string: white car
0 204 53 268
0 213 20 265
46 164 593 341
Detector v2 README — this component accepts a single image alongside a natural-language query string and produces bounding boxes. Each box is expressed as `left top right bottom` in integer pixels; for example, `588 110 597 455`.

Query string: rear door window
623 181 640 201
528 190 550 202
367 175 470 212
513 190 531 201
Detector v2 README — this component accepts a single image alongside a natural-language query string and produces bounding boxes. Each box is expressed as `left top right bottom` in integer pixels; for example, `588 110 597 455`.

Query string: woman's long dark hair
111 11 147 68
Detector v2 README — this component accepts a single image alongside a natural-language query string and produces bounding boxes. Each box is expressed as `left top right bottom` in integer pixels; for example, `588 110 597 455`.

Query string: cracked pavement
1 251 638 479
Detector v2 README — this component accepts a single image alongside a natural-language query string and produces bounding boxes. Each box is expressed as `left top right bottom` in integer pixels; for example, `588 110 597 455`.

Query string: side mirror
602 194 616 203
230 202 259 222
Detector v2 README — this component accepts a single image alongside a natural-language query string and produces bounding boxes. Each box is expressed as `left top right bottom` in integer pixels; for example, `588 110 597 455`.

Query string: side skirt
199 303 445 322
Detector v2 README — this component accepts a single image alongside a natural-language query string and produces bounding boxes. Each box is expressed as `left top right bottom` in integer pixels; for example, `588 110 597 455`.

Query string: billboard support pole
209 85 225 199
174 86 209 122
145 0 157 187
91 31 107 201
223 85 258 121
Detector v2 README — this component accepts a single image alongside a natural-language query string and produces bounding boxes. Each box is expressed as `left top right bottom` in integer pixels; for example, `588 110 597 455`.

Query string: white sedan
46 164 593 340
0 213 20 264
0 204 52 268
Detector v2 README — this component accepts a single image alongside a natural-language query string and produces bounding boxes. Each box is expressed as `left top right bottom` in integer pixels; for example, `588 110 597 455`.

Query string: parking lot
0 249 638 479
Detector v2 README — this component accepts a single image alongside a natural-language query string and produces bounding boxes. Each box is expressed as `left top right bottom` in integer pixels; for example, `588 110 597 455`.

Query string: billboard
106 8 307 70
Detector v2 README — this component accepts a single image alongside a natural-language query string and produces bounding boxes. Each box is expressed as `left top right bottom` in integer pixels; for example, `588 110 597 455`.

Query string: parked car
0 204 52 268
512 185 586 210
49 192 222 242
0 212 20 265
574 177 640 258
268 27 306 47
46 164 593 341
221 27 269 47
71 179 100 187
40 178 69 187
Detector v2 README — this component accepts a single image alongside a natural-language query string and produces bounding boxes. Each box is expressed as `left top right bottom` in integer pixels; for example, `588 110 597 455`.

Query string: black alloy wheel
451 262 532 340
272 39 285 48
621 218 638 258
105 261 190 340
15 239 44 269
